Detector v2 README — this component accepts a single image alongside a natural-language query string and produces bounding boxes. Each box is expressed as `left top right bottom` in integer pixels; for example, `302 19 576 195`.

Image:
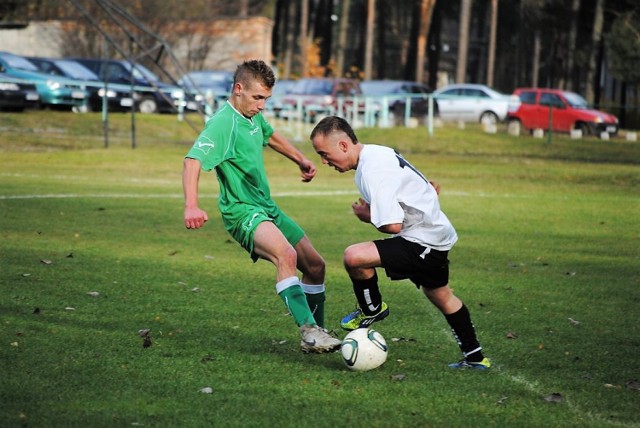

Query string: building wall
1 17 273 73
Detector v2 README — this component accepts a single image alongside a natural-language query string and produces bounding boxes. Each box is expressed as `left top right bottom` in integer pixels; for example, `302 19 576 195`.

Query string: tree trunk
416 0 435 83
585 0 605 103
563 0 580 91
456 0 471 83
532 30 541 87
300 0 309 77
336 0 351 77
486 0 498 87
283 0 296 78
364 0 375 79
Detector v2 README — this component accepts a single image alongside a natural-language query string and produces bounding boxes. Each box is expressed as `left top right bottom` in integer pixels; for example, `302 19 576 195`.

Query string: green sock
276 277 316 327
301 283 326 328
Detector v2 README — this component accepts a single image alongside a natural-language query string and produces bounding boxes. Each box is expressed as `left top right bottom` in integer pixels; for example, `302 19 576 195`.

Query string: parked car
177 70 233 112
507 88 619 136
0 72 40 111
432 83 510 124
281 78 363 119
266 78 296 117
361 79 433 123
0 51 87 110
26 56 134 112
71 57 185 114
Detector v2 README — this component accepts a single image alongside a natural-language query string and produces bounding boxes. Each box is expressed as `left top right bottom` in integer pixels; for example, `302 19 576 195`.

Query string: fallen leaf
168 250 178 256
497 396 508 405
22 273 31 277
138 329 152 348
565 271 576 276
10 342 19 347
544 392 563 403
568 318 580 325
391 337 416 342
626 380 639 391
204 255 215 260
64 307 76 311
506 332 518 339
191 287 200 293
40 259 52 265
87 291 100 297
199 387 213 394
390 374 406 381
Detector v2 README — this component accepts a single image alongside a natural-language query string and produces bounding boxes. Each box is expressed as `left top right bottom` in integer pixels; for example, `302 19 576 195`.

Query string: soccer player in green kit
182 60 341 354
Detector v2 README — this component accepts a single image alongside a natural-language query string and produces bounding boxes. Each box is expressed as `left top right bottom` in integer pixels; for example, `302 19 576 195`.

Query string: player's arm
182 157 209 229
268 131 317 182
352 198 402 234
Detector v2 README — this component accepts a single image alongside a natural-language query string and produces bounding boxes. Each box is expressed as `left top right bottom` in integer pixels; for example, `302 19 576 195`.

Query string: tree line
2 0 638 110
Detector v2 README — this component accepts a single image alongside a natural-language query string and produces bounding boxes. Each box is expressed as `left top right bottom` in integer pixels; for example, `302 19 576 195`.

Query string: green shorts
223 204 305 262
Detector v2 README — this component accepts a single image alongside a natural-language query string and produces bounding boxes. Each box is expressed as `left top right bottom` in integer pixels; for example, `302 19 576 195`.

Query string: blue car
27 56 134 113
0 72 40 111
0 51 87 110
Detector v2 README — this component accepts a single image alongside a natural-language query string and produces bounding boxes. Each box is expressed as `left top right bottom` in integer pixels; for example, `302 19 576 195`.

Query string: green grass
1 111 639 427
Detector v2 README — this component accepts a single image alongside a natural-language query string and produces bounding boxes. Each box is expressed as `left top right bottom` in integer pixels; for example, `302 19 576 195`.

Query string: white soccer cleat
300 324 342 354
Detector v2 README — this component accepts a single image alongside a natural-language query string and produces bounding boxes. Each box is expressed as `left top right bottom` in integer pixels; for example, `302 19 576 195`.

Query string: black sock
444 304 484 362
352 271 382 315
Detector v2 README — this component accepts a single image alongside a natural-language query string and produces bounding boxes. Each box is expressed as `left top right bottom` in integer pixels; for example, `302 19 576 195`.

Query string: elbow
378 223 403 234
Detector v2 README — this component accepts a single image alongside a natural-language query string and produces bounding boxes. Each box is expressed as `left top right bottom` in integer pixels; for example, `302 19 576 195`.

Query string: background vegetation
1 111 638 426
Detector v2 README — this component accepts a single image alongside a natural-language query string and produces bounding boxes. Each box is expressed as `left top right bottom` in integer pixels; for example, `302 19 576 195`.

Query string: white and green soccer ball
341 328 388 371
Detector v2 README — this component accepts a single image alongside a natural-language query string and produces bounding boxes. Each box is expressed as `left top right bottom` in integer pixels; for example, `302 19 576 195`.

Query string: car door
436 88 467 121
538 92 568 131
516 90 542 129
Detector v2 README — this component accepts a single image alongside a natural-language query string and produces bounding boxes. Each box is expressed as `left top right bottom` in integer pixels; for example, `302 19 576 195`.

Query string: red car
507 88 619 136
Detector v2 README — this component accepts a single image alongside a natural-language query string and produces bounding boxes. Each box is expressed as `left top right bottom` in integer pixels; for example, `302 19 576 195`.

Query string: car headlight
593 117 603 124
0 82 20 91
46 80 62 90
171 89 185 99
98 89 117 98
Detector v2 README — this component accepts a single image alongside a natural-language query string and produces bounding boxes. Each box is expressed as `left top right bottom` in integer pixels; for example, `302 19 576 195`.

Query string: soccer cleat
300 324 342 354
448 357 492 370
340 302 389 331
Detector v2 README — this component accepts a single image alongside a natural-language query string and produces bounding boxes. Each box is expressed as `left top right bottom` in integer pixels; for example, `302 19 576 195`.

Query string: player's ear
338 140 349 152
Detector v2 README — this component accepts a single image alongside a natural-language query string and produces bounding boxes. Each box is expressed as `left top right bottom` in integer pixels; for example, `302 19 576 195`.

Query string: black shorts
374 237 450 289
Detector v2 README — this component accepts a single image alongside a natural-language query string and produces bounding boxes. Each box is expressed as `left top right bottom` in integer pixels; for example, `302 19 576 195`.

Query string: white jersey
355 144 458 250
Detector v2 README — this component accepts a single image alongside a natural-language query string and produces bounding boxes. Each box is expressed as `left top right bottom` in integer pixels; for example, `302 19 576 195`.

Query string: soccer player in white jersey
310 115 490 369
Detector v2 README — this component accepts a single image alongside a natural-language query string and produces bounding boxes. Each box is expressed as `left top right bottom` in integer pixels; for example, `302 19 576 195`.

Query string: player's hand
184 206 208 229
352 198 371 223
429 180 441 195
299 158 317 182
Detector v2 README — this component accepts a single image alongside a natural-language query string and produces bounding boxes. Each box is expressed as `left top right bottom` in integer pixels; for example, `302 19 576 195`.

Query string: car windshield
187 72 233 88
563 92 589 109
291 79 333 95
123 62 161 82
361 81 401 95
2 54 39 72
55 60 99 80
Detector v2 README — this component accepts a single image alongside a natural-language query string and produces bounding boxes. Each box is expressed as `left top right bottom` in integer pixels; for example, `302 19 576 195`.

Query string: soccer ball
340 328 388 371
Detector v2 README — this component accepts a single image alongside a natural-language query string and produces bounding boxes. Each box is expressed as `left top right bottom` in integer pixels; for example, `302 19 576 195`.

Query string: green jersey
185 102 281 236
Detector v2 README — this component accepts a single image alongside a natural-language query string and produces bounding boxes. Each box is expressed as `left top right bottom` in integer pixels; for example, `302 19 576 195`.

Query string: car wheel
480 111 499 125
573 122 591 136
138 96 158 114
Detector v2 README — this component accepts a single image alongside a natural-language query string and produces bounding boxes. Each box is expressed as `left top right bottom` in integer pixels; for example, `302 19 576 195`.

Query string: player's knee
343 245 362 270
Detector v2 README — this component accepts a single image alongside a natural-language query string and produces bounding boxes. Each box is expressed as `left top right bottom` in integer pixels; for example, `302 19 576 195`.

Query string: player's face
230 80 271 118
311 131 353 172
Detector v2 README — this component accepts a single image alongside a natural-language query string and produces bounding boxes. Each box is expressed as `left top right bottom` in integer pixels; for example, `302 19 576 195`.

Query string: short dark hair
233 60 276 89
310 116 358 143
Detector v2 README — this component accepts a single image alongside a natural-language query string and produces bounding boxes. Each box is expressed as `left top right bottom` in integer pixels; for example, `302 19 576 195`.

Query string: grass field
1 111 639 427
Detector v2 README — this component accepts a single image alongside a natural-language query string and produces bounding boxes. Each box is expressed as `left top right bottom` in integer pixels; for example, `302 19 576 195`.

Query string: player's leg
252 221 314 326
340 241 389 330
421 285 489 369
294 235 327 327
253 221 340 353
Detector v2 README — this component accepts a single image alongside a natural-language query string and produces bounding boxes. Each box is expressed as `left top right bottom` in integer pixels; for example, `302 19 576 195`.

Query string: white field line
0 189 360 200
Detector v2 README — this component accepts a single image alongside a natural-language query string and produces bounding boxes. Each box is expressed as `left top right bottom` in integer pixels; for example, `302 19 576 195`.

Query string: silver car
432 83 510 124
